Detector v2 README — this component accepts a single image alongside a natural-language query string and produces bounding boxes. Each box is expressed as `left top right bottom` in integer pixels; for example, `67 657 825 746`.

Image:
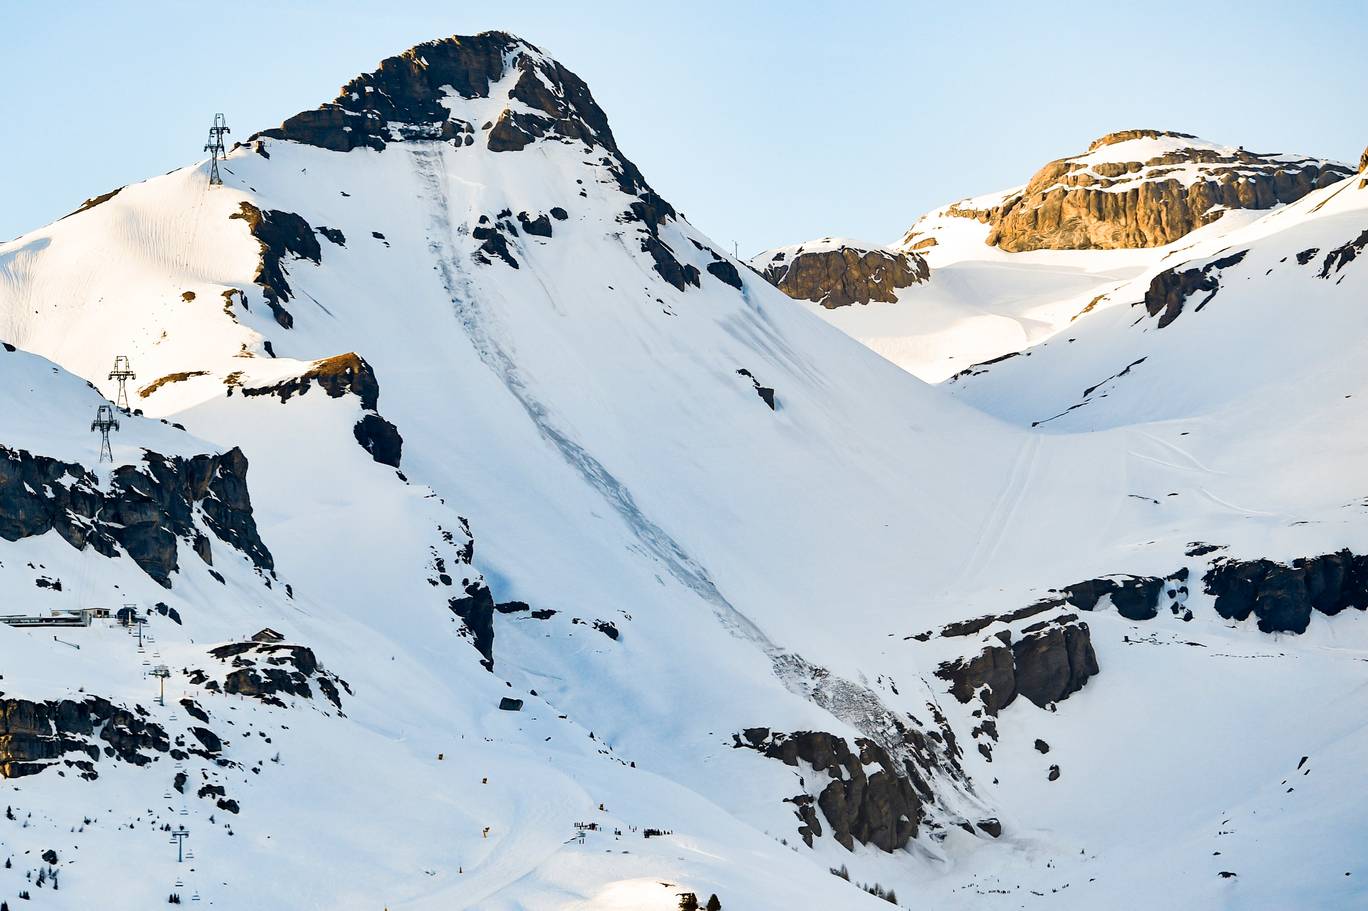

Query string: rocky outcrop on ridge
229 201 322 329
196 636 350 711
238 353 404 468
0 444 272 586
1139 249 1249 327
937 616 1099 714
913 130 1352 252
734 728 934 852
754 241 928 308
1203 550 1368 634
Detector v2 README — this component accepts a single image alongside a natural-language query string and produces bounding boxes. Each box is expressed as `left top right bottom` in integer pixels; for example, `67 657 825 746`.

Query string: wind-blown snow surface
1 34 1366 909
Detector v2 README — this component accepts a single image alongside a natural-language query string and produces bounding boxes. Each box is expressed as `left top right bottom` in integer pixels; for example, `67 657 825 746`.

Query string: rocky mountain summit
903 129 1352 252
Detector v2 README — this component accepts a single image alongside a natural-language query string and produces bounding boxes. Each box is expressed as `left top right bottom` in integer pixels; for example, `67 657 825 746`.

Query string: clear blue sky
3 0 1364 253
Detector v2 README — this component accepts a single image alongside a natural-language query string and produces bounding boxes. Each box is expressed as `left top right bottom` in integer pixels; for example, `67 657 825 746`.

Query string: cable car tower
204 113 230 186
91 404 120 463
109 354 136 411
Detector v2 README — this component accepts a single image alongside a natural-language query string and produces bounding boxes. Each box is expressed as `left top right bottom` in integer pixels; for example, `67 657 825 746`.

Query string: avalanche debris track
409 144 772 649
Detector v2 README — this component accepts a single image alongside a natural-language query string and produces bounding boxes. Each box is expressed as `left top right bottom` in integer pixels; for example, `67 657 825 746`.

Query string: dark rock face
240 352 403 468
1140 250 1249 328
1318 229 1368 280
927 130 1353 252
927 599 1057 640
0 444 272 586
207 639 348 710
641 234 699 291
757 243 928 308
353 413 403 467
242 352 379 409
688 239 744 290
188 726 222 754
228 202 322 329
734 729 931 852
252 32 700 293
256 32 617 156
516 211 553 237
1011 620 1100 708
941 644 1018 713
938 617 1099 712
736 369 776 410
448 581 496 671
472 217 520 269
1062 575 1164 621
1203 551 1368 633
498 697 523 711
0 696 169 779
706 259 743 289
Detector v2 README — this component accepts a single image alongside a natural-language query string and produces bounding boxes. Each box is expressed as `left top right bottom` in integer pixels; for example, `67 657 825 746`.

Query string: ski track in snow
408 144 773 651
951 430 1043 590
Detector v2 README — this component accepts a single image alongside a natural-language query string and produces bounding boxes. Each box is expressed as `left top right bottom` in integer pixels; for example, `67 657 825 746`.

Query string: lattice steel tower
91 404 120 463
204 113 231 186
109 354 136 411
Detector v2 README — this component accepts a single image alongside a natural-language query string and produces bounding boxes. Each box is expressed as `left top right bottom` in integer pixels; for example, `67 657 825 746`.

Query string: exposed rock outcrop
0 695 170 779
241 352 379 409
1061 574 1168 621
1139 250 1248 327
1203 550 1368 634
0 444 272 586
938 616 1099 713
918 130 1352 252
736 368 776 410
203 638 349 711
229 202 322 329
734 728 932 852
239 353 404 468
353 413 403 467
755 241 928 308
447 580 496 671
1318 229 1368 280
